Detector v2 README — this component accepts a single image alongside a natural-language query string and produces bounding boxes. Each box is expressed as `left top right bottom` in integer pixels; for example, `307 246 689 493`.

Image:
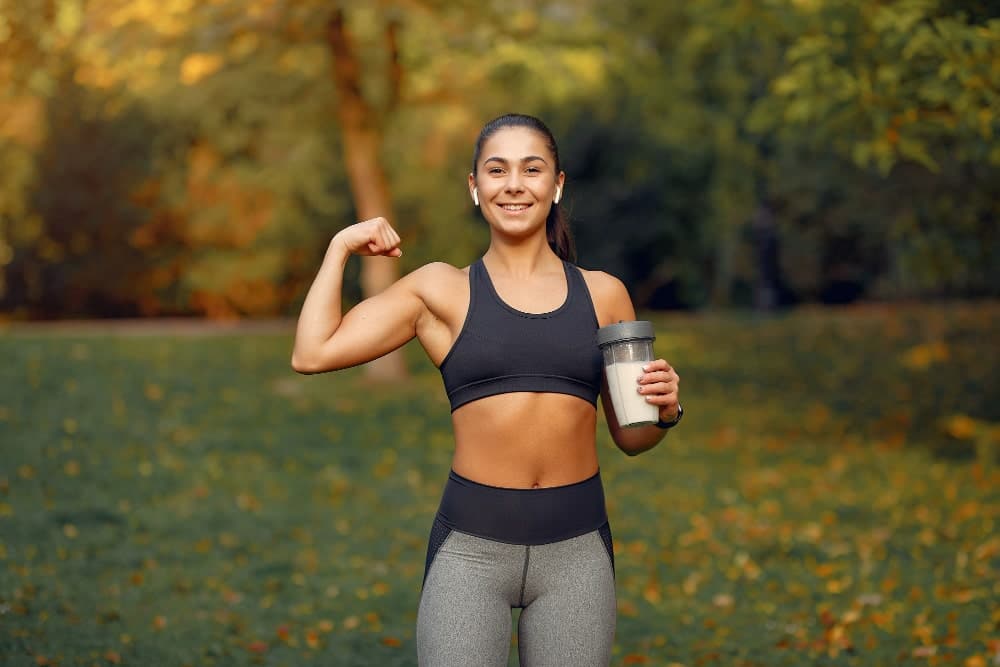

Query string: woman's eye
526 167 541 174
488 167 504 175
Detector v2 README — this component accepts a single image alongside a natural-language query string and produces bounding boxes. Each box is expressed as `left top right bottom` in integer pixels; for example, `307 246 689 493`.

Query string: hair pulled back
471 113 575 262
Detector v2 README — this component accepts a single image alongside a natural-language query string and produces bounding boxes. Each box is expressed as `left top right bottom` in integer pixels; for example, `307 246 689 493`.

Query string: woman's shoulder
576 267 629 299
407 261 470 282
576 267 634 323
401 261 471 296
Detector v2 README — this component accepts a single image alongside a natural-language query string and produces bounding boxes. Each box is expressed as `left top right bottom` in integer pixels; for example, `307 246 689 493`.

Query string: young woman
291 114 682 666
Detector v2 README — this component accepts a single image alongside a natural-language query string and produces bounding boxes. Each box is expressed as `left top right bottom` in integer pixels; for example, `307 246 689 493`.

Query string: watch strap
655 403 683 429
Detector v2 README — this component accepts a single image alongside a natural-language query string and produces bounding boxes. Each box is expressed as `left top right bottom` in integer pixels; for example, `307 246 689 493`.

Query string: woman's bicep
298 280 423 373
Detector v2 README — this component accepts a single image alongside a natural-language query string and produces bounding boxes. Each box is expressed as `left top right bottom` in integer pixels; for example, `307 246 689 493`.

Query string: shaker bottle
597 320 660 427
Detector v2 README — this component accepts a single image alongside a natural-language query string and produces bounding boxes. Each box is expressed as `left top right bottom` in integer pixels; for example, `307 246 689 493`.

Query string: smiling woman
290 113 684 666
469 114 573 263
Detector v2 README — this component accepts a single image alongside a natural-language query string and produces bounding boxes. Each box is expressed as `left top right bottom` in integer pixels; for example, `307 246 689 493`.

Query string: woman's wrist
326 234 352 264
656 404 683 429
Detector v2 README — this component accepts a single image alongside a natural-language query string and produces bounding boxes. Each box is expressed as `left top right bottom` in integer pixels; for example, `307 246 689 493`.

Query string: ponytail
546 202 575 262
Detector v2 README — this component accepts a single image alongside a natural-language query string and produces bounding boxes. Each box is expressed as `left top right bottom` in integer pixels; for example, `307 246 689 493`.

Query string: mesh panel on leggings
598 522 615 576
423 517 453 584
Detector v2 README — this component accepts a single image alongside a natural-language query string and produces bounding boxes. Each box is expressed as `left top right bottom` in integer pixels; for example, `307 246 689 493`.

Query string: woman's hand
637 359 681 422
333 217 402 258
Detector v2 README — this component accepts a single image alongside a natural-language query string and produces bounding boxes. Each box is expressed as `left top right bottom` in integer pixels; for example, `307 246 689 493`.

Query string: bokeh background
1 1 998 666
1 0 997 319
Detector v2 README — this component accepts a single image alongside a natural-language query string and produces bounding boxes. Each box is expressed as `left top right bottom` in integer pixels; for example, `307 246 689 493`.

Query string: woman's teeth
500 204 529 211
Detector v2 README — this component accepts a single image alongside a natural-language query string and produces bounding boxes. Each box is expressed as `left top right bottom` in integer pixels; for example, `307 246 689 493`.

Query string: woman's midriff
450 392 600 489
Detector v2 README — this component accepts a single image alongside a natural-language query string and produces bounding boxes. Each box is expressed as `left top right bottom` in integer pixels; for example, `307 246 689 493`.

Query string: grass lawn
1 302 998 666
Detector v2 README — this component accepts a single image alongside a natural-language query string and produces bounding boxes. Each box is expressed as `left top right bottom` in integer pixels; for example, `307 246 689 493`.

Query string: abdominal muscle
450 392 600 489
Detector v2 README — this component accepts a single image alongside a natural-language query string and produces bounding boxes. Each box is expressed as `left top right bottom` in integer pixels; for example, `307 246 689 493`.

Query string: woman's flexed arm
291 217 421 374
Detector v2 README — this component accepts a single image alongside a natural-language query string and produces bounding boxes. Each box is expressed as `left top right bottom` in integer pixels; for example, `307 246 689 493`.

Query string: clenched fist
333 217 402 258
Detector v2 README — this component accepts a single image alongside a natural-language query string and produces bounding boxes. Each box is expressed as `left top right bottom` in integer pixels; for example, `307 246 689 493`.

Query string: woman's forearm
291 237 351 371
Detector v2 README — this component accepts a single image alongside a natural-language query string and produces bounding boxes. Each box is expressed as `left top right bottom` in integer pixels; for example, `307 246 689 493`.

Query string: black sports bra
438 258 603 412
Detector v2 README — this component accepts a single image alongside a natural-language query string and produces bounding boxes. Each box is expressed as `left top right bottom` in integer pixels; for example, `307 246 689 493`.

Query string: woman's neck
483 237 561 277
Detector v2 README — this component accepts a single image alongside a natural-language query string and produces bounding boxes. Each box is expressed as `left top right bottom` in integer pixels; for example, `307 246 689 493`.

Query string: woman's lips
498 203 532 213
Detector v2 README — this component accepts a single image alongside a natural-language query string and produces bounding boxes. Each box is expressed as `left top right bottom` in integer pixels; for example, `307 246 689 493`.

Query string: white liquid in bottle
605 360 660 427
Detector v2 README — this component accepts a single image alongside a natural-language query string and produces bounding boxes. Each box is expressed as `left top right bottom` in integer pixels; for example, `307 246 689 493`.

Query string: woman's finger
638 381 676 396
639 370 677 385
642 359 673 373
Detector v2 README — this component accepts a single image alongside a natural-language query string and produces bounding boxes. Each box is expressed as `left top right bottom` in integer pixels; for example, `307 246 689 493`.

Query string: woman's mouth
498 203 531 213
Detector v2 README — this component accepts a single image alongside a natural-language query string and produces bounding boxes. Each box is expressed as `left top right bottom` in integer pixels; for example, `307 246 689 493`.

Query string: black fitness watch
655 404 683 430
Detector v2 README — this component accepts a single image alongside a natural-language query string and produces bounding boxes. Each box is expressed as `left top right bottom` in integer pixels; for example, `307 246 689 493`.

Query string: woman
291 113 682 666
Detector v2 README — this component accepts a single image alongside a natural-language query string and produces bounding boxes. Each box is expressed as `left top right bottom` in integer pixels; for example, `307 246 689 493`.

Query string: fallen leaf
246 640 268 654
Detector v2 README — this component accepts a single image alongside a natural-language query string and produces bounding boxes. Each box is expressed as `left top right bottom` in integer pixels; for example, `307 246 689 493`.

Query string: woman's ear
468 173 478 207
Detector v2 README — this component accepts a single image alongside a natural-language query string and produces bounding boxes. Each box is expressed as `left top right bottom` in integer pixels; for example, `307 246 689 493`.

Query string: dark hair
471 113 575 262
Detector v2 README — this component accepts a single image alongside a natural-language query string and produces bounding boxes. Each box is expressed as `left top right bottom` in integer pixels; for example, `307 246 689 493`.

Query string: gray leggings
416 528 617 666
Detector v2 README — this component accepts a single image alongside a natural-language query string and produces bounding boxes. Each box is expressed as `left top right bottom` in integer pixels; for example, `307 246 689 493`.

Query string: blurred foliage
0 0 997 317
0 303 997 664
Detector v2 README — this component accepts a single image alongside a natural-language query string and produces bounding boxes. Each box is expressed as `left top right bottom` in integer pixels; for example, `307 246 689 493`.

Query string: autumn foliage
0 302 997 664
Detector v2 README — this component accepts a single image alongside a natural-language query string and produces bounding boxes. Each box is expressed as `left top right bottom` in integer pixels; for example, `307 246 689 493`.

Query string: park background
1 0 998 665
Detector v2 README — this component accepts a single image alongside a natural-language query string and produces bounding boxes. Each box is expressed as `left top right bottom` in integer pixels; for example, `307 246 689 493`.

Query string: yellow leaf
682 572 701 596
618 599 638 617
713 593 735 608
842 609 861 624
900 341 949 370
180 53 224 85
642 580 662 605
236 493 260 512
944 414 979 440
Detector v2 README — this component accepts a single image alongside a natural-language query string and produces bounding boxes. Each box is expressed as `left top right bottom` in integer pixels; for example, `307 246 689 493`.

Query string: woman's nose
504 173 524 192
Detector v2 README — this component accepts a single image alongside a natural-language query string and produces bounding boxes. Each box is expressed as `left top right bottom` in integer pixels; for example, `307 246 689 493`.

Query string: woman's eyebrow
483 155 549 166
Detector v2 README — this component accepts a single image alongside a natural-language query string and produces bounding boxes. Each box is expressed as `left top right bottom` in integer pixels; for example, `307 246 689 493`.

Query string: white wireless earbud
554 186 562 204
473 188 479 207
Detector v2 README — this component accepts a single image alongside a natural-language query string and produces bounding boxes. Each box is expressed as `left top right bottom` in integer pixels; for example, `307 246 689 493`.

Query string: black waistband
435 469 608 545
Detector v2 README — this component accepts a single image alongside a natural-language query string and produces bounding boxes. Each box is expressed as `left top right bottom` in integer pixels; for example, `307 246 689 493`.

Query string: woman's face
469 126 565 241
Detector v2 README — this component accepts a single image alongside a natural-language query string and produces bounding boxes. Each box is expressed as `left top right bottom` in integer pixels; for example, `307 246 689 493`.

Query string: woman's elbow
617 443 649 457
612 433 661 457
290 354 316 374
290 349 333 374
291 346 356 374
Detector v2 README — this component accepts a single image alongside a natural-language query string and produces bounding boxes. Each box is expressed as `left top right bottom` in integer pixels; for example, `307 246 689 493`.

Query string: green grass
1 302 998 666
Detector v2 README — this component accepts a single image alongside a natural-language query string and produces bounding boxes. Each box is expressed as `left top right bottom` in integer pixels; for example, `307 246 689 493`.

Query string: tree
326 8 406 380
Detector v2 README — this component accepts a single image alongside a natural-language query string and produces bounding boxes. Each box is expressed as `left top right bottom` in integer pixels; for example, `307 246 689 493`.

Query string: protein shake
597 321 660 427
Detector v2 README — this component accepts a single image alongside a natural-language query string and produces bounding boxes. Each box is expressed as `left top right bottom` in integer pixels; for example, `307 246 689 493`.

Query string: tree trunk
751 202 779 311
327 9 407 381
